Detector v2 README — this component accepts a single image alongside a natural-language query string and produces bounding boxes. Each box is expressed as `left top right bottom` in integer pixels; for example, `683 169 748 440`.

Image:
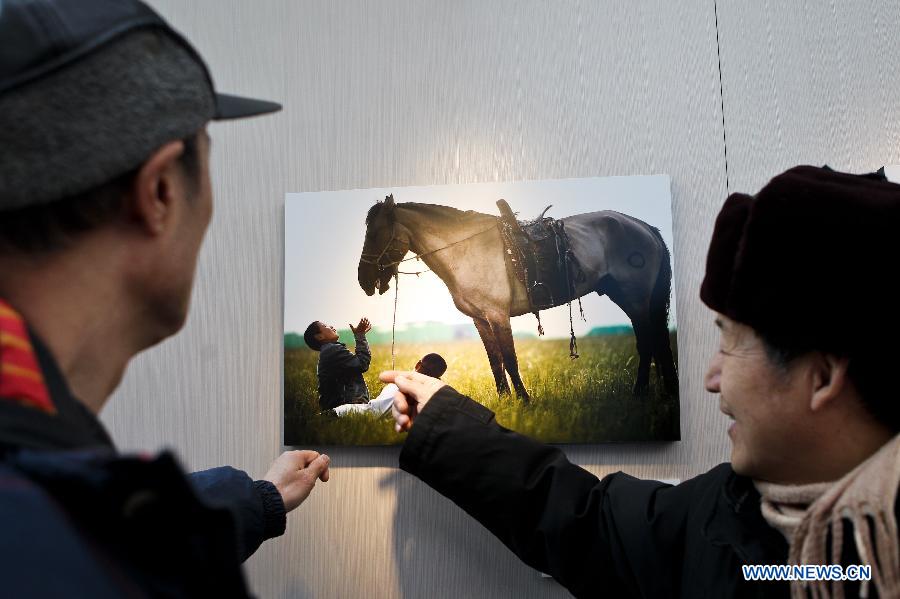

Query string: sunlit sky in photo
285 175 675 339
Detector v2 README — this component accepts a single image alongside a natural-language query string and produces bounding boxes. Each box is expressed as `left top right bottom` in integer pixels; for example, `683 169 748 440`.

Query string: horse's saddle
496 199 584 312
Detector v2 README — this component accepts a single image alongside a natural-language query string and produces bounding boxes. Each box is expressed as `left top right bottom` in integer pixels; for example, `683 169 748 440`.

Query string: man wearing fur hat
387 165 899 597
0 1 329 595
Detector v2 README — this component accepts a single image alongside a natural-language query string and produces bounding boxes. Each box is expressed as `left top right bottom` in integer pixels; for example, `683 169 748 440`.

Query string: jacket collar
704 466 788 565
0 305 114 453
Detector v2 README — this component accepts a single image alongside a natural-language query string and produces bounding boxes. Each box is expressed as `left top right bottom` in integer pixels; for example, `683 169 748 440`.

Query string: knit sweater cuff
253 479 287 539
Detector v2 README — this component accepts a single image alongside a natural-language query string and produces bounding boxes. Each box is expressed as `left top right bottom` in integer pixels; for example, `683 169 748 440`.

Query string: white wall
100 1 900 597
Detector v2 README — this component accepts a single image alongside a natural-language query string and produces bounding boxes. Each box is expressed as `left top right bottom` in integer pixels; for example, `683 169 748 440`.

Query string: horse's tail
647 225 678 391
648 226 672 331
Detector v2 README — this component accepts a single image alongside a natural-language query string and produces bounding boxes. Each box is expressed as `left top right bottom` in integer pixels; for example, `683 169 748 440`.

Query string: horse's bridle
361 211 499 278
359 221 407 279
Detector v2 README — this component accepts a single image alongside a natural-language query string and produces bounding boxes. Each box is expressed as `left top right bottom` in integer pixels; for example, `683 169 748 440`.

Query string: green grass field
284 333 679 446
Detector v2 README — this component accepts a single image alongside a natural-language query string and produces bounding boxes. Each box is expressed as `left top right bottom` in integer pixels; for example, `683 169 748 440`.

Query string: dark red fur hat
700 165 900 353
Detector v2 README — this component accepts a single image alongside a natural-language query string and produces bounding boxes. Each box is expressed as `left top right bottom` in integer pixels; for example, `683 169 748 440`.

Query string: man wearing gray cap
0 1 328 596
386 166 900 597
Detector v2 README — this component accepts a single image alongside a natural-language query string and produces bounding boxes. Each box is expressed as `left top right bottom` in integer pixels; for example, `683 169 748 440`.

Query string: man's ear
809 353 851 412
130 140 186 236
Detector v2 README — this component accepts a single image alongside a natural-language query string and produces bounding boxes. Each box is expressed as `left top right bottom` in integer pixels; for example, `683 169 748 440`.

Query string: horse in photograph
357 195 677 400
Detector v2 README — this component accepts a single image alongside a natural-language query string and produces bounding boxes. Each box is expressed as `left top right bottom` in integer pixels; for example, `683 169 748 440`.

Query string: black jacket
0 327 286 597
316 334 371 410
399 386 798 598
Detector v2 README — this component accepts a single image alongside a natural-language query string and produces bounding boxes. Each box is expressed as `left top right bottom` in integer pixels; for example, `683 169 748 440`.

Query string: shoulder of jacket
663 463 736 512
0 462 77 524
0 461 45 492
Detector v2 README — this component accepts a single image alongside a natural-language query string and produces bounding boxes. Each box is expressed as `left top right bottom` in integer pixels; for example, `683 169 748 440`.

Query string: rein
394 226 497 275
359 222 497 271
391 273 399 369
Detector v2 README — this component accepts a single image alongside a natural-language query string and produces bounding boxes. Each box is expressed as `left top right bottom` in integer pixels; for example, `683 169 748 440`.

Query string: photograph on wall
284 176 680 445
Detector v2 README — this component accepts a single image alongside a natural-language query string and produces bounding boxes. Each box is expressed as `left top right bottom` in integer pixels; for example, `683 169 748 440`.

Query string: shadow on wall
318 442 678 469
380 469 571 599
276 580 313 599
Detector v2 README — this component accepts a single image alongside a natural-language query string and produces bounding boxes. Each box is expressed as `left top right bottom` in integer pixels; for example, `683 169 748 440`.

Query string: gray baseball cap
0 0 282 211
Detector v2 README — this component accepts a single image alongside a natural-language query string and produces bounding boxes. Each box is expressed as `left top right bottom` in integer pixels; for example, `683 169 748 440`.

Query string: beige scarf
754 434 900 599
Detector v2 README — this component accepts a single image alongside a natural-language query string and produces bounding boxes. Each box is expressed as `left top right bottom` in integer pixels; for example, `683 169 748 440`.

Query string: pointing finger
379 370 401 383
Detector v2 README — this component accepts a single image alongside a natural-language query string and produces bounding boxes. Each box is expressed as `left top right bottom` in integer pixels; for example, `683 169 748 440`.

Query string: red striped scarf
0 300 55 414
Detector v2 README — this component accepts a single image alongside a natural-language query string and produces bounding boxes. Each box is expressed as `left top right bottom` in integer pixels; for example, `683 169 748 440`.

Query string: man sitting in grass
334 353 448 418
303 318 372 410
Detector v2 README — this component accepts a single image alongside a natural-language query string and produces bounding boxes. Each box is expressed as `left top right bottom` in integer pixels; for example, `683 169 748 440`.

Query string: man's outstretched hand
381 370 447 433
349 317 372 336
263 450 330 512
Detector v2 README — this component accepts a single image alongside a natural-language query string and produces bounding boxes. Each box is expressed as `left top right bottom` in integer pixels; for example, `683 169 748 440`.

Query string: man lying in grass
333 353 447 418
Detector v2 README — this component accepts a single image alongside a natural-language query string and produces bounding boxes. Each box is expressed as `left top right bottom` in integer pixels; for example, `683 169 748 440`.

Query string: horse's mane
365 201 385 225
405 202 493 222
366 201 493 227
366 201 494 230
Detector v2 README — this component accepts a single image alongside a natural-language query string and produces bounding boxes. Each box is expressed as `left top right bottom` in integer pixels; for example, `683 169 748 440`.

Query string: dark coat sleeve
320 335 371 375
189 467 286 562
399 386 717 598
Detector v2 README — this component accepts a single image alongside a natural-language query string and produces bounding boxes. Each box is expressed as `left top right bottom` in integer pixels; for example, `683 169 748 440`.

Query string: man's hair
419 353 448 378
0 134 201 254
304 322 324 351
759 333 899 432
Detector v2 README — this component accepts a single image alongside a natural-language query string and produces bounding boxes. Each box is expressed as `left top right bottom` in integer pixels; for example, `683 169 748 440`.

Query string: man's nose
704 353 722 393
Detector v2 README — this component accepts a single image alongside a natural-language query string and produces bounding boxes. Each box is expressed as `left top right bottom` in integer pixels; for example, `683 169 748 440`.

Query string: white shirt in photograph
333 383 399 417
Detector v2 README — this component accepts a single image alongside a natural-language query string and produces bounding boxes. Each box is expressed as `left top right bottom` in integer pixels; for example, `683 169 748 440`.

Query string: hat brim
213 93 281 120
